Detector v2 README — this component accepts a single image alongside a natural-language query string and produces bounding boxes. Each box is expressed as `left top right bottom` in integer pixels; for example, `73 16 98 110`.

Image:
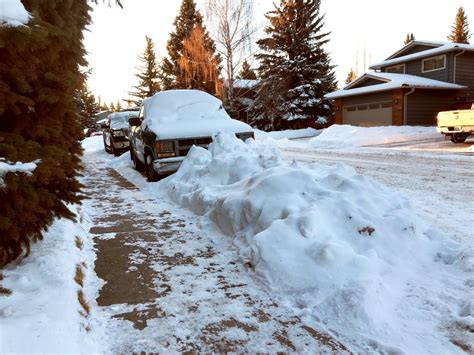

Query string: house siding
455 52 474 98
406 89 461 126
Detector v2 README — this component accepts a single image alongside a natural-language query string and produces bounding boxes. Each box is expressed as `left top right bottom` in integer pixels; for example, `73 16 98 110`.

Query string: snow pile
0 159 38 187
143 90 252 139
0 0 30 27
310 124 439 147
0 207 99 353
81 135 104 153
161 133 441 330
109 111 137 130
255 127 320 140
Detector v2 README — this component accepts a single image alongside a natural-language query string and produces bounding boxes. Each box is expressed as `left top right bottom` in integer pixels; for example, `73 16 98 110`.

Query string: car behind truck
128 90 254 181
437 101 474 143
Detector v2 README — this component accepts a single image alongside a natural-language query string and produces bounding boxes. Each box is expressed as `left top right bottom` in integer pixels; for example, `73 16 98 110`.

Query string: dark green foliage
404 33 415 45
0 0 88 266
77 82 99 130
250 0 337 130
238 60 257 80
448 7 471 44
129 36 161 103
161 0 221 94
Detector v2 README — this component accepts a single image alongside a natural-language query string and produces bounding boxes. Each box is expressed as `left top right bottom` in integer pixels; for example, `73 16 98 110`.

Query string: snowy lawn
309 124 440 147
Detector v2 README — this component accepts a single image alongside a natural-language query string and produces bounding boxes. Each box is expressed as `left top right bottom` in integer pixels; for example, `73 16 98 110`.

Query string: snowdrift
310 124 439 147
161 134 440 327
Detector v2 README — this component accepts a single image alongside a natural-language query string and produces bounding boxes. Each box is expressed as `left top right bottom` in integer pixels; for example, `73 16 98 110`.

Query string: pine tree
448 7 471 44
404 33 415 45
345 68 357 84
110 102 116 112
0 0 89 265
161 0 220 92
129 36 161 103
77 82 99 129
238 60 257 80
251 0 337 130
116 99 122 111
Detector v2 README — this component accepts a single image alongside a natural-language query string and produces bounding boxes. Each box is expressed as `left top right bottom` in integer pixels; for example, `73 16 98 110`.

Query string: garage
343 101 393 127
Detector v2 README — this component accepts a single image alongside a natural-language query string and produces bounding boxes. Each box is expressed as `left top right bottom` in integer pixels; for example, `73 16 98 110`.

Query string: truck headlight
237 132 255 141
112 130 125 137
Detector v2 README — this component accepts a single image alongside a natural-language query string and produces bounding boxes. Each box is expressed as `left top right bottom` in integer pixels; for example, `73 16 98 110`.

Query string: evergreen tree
0 0 89 265
129 36 161 103
251 0 337 130
404 33 415 45
345 68 357 84
116 99 122 111
110 102 116 112
238 60 257 80
102 102 109 111
161 0 220 93
448 7 471 44
77 82 99 130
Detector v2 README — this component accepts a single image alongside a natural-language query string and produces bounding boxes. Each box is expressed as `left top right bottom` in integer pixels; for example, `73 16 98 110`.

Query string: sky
84 0 474 104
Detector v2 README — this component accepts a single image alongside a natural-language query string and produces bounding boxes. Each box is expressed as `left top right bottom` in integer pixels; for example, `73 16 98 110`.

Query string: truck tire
132 149 144 172
145 153 159 182
451 133 468 143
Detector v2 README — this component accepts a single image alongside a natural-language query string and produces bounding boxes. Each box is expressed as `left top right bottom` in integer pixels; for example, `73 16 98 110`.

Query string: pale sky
84 0 474 104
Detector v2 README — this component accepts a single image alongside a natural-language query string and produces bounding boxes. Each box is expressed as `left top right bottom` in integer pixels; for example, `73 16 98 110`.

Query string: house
326 41 474 126
224 79 260 123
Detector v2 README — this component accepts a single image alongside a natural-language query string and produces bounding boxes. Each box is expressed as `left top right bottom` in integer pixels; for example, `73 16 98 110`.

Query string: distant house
326 41 474 126
224 79 260 123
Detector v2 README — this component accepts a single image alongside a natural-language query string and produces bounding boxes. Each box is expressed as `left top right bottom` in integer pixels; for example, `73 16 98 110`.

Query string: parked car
102 111 138 156
437 101 474 143
129 90 254 181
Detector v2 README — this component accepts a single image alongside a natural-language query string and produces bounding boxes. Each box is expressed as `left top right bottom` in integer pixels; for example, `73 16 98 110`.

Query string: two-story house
326 41 474 126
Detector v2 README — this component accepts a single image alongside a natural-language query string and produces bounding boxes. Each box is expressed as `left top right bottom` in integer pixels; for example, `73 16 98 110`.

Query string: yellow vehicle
437 101 474 143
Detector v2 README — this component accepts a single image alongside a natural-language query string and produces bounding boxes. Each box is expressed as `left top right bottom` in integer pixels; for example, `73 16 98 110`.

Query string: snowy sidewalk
81 148 349 353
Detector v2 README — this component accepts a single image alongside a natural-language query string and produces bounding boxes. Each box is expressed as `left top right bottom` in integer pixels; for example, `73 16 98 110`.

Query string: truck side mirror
129 116 141 127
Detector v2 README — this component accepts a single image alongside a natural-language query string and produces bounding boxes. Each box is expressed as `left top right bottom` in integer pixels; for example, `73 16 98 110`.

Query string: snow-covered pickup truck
437 101 474 143
128 90 254 181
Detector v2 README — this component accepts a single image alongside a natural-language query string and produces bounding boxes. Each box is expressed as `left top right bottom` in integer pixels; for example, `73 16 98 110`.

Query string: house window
386 64 405 74
357 105 368 111
422 55 446 73
346 106 356 112
369 104 380 110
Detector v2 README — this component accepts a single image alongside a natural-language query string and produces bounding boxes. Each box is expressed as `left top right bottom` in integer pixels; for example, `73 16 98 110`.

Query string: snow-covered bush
161 133 440 326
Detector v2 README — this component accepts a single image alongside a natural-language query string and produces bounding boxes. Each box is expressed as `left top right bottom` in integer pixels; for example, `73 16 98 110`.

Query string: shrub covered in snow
161 133 442 332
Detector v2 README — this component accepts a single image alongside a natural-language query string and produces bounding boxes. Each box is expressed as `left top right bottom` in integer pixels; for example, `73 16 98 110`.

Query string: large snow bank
310 124 439 147
160 134 445 334
143 90 252 139
0 0 30 27
0 159 38 187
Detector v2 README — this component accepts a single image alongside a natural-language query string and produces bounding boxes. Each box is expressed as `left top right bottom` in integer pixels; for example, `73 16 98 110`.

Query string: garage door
343 101 392 127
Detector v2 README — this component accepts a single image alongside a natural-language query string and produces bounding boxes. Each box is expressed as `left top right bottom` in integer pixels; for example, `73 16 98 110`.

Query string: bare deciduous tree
205 0 256 109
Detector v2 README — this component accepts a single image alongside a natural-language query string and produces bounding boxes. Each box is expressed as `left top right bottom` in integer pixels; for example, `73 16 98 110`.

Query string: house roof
325 72 467 99
370 42 474 70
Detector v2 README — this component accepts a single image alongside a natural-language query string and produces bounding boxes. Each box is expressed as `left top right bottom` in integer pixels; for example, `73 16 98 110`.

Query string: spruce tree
129 36 161 103
77 82 99 130
110 102 116 112
161 0 220 93
116 99 122 111
0 0 89 265
345 68 357 84
448 7 471 44
404 33 415 45
238 60 257 80
251 0 337 130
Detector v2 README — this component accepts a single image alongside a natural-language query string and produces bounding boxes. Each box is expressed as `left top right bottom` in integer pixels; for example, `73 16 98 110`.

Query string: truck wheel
145 153 159 182
451 133 468 143
132 150 144 172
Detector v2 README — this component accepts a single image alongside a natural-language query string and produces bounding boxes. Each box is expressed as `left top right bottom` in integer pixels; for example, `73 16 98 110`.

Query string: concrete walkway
82 154 350 353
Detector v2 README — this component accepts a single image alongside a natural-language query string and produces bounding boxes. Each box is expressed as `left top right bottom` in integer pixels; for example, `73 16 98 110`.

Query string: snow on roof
0 0 30 27
108 111 138 129
370 42 474 69
325 72 467 99
143 90 252 139
385 40 449 60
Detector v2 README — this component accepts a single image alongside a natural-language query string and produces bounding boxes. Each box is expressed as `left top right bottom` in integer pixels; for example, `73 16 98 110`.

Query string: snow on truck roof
142 90 252 139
